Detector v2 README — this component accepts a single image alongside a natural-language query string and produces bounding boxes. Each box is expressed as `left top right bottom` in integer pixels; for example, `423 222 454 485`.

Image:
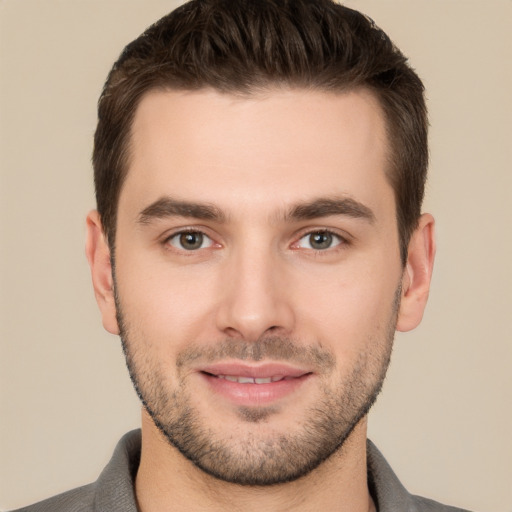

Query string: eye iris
310 231 332 250
179 232 203 250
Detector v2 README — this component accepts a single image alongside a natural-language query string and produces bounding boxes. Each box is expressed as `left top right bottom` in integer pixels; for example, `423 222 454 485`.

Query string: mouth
210 374 300 384
197 362 313 406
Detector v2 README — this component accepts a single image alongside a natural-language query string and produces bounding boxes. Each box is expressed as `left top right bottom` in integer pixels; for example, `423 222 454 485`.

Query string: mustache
175 336 336 371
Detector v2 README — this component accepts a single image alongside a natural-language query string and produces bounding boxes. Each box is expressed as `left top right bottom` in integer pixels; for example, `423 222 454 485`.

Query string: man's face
111 88 405 484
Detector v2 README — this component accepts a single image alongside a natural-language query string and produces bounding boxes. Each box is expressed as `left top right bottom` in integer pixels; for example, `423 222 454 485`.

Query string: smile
197 363 313 406
212 374 297 384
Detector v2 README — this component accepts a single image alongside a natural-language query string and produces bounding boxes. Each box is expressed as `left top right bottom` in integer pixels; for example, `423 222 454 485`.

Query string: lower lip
200 373 312 406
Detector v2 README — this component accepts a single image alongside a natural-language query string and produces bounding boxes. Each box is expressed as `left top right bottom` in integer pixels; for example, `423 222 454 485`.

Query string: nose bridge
216 237 294 340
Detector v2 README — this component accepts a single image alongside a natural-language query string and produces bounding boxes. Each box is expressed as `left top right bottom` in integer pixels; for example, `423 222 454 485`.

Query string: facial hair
115 283 399 486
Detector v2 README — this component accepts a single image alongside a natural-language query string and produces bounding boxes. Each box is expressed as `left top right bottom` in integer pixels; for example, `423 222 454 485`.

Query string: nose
215 244 295 341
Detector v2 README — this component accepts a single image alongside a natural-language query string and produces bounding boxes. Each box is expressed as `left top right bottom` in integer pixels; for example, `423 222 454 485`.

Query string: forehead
122 87 392 218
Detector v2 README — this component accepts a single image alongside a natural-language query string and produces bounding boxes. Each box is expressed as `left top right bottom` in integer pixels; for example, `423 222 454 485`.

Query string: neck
135 411 375 512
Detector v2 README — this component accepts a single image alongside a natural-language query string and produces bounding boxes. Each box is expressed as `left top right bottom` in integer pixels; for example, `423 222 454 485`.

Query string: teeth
255 377 272 384
238 376 255 384
217 375 286 384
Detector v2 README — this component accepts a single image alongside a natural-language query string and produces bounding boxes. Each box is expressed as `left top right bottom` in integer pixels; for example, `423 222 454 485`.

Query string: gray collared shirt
11 430 473 512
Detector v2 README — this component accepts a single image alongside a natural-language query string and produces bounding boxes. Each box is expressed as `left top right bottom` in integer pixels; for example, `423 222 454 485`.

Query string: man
12 0 471 510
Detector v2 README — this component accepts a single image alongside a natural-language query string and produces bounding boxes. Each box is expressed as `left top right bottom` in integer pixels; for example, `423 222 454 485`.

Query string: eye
167 231 214 251
296 230 343 251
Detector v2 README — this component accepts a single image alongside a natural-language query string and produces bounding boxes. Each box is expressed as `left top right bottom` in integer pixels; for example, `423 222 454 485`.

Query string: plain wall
1 1 511 510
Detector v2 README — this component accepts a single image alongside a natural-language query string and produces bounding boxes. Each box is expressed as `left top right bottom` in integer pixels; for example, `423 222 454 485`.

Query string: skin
86 88 435 512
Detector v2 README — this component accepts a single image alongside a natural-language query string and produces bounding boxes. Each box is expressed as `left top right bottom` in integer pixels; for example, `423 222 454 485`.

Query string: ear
85 210 119 335
396 213 436 332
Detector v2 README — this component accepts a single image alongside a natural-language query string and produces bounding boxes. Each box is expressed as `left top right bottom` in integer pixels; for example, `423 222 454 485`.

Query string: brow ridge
287 197 375 223
137 197 225 224
137 195 375 226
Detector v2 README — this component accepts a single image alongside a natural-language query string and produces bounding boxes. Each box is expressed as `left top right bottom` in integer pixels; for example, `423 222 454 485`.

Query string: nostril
223 326 243 339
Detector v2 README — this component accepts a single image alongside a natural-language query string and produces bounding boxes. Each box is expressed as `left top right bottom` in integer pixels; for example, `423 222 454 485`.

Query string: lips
200 362 310 379
198 362 312 406
216 374 294 384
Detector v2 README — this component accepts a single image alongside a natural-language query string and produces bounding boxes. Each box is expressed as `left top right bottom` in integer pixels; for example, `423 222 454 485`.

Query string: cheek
292 258 401 350
114 254 222 346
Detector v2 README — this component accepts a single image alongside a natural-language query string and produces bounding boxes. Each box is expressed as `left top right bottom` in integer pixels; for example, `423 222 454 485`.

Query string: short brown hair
93 0 428 264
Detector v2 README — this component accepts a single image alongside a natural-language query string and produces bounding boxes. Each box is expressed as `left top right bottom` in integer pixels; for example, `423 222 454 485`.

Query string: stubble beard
115 285 398 486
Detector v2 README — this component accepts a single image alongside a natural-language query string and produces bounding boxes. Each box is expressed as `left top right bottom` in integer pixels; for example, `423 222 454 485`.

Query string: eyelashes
294 230 346 251
166 230 216 251
162 227 350 256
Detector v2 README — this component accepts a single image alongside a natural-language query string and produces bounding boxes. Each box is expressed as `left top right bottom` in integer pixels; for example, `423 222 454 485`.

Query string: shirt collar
93 430 418 512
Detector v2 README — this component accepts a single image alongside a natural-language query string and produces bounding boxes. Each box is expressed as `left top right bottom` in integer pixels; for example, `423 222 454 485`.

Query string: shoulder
367 440 474 512
410 494 473 512
8 483 95 512
8 429 141 512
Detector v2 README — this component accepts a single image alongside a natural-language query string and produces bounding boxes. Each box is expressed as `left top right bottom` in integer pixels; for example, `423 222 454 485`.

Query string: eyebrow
137 195 375 225
137 197 226 224
286 197 375 224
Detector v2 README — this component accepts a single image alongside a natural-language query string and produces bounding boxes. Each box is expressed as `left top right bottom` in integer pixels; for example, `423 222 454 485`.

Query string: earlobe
396 213 436 332
85 211 120 335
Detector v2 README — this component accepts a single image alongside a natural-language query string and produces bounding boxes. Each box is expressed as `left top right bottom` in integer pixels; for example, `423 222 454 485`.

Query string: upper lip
198 362 311 379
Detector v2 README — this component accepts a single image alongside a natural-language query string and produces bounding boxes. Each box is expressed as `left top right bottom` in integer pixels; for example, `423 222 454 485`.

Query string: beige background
1 1 511 510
